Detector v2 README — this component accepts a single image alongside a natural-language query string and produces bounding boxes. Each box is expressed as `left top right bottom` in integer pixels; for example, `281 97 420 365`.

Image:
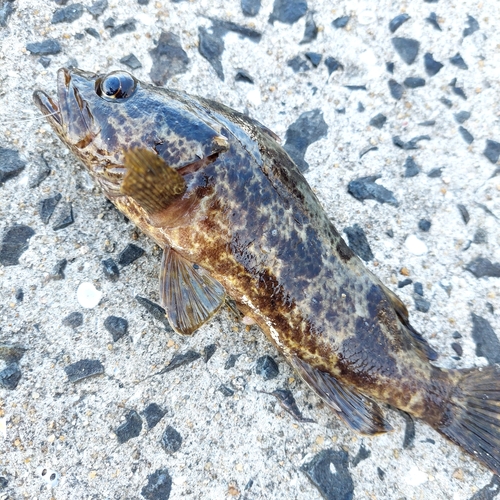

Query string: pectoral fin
290 356 392 435
160 246 225 335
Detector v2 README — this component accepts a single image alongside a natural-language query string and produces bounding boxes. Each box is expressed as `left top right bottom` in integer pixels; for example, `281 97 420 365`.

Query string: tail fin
437 366 500 475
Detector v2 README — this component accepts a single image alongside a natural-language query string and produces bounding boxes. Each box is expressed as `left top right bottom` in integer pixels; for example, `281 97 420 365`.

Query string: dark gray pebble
74 33 84 40
224 353 241 369
287 55 310 73
424 52 443 76
418 219 431 232
118 243 144 266
52 3 84 23
198 27 224 81
110 19 136 37
141 469 172 500
450 78 467 100
336 107 346 114
268 0 307 25
39 193 62 224
102 258 120 281
104 316 128 342
401 412 415 448
241 0 260 17
457 204 470 224
451 342 463 357
0 363 22 390
404 77 425 88
369 113 387 129
484 140 500 164
203 344 217 363
0 148 26 185
324 56 343 75
255 355 279 380
160 425 182 453
87 0 108 17
210 19 262 42
392 37 420 65
15 288 24 302
424 0 438 2
300 11 317 44
425 12 441 31
235 69 254 83
103 17 115 28
357 101 365 112
398 278 412 288
386 62 395 74
419 120 436 127
377 468 385 480
150 31 190 85
343 224 373 262
332 15 349 29
345 85 366 91
62 311 83 328
0 225 35 267
348 176 398 206
142 403 166 430
351 444 371 467
450 52 468 70
26 39 62 55
50 258 67 280
305 52 321 67
359 145 378 158
283 109 328 173
413 282 424 296
137 0 149 4
218 385 235 397
65 359 104 382
52 203 74 230
156 350 201 375
393 135 430 150
463 14 479 37
115 410 143 443
302 449 354 500
39 56 51 67
466 257 500 278
454 111 471 124
403 156 420 177
386 229 394 238
135 296 173 331
427 167 442 178
389 13 410 33
458 126 474 144
0 0 14 27
473 228 487 245
440 97 452 108
84 27 100 39
0 476 7 489
388 79 404 100
29 157 51 188
414 296 431 313
471 313 500 365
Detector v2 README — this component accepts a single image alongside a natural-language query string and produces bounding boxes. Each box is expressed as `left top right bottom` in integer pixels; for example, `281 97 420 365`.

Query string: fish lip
32 89 62 127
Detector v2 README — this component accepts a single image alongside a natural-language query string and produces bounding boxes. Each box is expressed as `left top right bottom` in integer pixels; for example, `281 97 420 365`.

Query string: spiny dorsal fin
121 148 186 216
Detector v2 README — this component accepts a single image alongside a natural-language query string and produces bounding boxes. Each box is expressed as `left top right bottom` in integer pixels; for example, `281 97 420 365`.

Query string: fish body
34 68 500 474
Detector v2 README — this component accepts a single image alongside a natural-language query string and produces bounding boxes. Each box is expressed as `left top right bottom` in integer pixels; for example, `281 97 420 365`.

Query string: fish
34 68 500 476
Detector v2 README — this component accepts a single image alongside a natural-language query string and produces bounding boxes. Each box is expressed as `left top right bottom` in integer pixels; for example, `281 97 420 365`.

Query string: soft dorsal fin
290 356 392 435
121 148 186 216
160 246 225 335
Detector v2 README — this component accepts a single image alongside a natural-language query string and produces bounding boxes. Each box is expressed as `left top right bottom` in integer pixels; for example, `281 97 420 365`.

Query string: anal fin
290 356 392 435
160 246 225 335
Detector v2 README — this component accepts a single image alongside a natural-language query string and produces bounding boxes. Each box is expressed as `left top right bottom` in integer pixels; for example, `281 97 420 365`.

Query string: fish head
33 68 228 195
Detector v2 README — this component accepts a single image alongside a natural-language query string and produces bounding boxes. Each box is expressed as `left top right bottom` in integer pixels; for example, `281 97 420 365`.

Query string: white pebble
405 466 428 486
405 234 428 255
77 282 102 309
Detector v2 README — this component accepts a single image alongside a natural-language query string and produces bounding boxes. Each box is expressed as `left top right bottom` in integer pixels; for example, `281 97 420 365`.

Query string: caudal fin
437 366 500 475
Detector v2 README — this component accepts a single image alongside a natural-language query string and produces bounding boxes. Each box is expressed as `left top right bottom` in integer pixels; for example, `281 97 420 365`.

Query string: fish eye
96 71 137 101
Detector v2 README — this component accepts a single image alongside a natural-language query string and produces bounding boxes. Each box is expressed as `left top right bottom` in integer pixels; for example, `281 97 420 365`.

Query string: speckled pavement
1 1 499 499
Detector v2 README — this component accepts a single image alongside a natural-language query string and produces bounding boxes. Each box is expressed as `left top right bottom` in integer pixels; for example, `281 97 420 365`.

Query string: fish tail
435 366 500 475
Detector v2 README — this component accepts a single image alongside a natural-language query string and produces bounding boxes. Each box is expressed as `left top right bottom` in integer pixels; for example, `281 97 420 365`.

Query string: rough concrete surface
0 0 499 499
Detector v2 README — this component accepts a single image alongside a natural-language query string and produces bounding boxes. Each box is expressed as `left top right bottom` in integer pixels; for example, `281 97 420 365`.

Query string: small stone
352 444 371 467
198 27 224 81
359 145 378 158
471 314 500 365
425 12 441 31
427 167 442 178
150 31 190 85
418 219 431 232
324 56 343 75
473 228 487 245
268 0 307 25
49 258 67 280
84 27 100 39
160 425 182 454
218 385 235 397
386 62 394 74
423 53 443 76
405 234 428 255
65 359 104 382
38 56 51 67
241 0 260 17
377 468 385 480
87 0 108 17
454 111 471 124
403 156 420 177
52 203 74 230
137 0 149 4
344 224 374 262
456 204 470 224
393 135 430 150
450 53 468 70
414 296 431 313
156 350 201 375
142 403 166 430
389 13 410 33
450 79 467 100
419 120 436 127
255 355 279 380
15 288 24 302
332 15 349 29
369 113 387 129
404 77 425 89
413 282 424 296
463 14 479 37
287 55 310 73
0 476 8 489
484 140 500 164
440 97 452 108
141 469 172 500
235 69 254 83
224 353 241 369
0 0 14 27
104 316 128 342
118 243 145 266
115 410 143 443
103 17 115 28
357 101 365 112
458 126 474 145
402 412 415 448
398 278 412 288
0 225 35 267
0 363 22 390
0 148 26 184
110 19 136 37
27 39 62 55
465 257 500 278
451 342 463 356
135 296 173 331
388 79 404 100
62 311 83 328
344 85 367 91
300 11 317 44
301 450 354 500
203 344 217 363
51 3 84 23
452 331 462 339
77 282 102 308
39 193 62 224
29 157 52 188
347 176 398 206
102 258 120 281
392 37 419 65
74 32 84 40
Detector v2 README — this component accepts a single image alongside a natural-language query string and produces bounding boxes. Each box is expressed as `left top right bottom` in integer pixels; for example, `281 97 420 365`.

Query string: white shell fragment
404 234 428 256
76 282 102 309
